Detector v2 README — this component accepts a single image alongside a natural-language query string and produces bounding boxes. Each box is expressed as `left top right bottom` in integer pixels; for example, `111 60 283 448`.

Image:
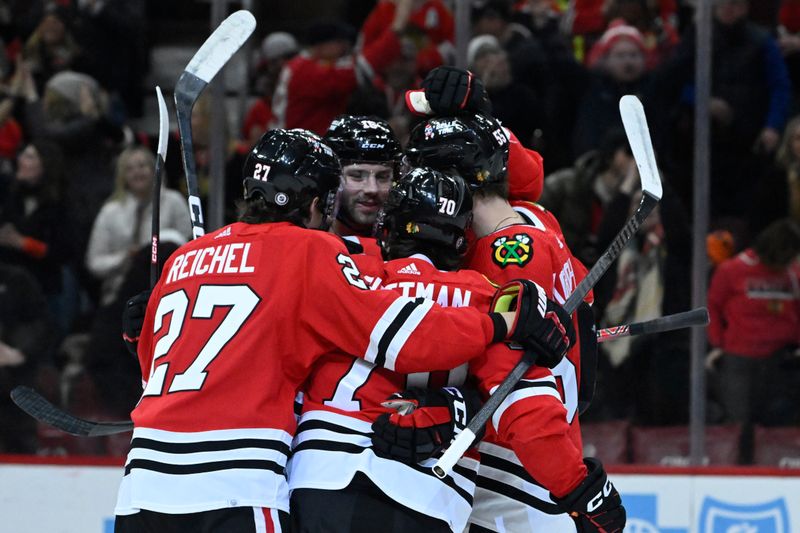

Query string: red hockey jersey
114 222 497 516
464 210 590 531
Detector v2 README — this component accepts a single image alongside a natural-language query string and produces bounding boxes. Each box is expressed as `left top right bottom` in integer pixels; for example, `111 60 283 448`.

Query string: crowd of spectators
0 0 798 465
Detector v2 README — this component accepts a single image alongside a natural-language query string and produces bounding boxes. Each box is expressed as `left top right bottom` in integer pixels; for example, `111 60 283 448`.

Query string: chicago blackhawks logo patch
492 233 532 268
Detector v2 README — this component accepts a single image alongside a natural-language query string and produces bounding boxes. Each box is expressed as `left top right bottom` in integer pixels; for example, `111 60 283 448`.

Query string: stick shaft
150 154 164 288
596 307 710 342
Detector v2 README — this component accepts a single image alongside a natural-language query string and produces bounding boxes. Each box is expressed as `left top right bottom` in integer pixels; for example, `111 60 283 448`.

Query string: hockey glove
371 386 483 464
122 289 151 356
489 279 575 368
420 66 491 116
552 458 626 533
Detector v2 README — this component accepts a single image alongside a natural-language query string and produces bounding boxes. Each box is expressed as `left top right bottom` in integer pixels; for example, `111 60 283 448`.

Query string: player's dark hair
236 191 318 226
752 218 800 270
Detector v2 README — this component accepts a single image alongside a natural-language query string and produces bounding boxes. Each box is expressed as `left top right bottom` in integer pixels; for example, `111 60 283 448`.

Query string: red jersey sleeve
304 235 496 374
506 128 544 203
470 343 587 498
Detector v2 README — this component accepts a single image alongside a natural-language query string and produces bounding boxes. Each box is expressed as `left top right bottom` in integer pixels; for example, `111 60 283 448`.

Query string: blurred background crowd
0 0 798 467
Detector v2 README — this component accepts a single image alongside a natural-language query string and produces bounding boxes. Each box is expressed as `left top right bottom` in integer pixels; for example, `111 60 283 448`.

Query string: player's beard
346 192 383 227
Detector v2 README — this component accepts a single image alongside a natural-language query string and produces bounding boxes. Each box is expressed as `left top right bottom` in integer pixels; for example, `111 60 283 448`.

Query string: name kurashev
165 243 256 284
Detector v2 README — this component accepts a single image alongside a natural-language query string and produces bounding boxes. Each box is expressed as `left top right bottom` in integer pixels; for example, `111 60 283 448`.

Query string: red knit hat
587 18 646 67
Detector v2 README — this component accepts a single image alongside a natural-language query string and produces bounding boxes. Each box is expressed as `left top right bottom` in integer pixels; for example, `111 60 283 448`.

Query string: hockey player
114 129 568 533
288 167 576 533
324 115 402 244
401 113 626 533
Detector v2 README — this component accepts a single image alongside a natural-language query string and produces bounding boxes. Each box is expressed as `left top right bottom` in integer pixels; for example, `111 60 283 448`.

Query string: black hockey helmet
324 115 402 166
377 167 472 256
405 112 509 191
243 128 342 215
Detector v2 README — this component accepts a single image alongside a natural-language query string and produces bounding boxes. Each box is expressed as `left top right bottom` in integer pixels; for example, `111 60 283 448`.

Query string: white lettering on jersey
166 243 256 284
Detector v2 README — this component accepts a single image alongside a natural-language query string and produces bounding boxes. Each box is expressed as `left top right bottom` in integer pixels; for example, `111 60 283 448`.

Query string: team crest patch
492 233 532 268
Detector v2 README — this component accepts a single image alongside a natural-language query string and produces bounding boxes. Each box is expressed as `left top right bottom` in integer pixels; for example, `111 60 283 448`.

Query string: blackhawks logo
492 233 532 268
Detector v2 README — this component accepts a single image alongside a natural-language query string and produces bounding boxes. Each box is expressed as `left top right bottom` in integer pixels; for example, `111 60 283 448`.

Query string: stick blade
11 386 133 437
155 86 169 161
185 10 256 84
620 95 663 200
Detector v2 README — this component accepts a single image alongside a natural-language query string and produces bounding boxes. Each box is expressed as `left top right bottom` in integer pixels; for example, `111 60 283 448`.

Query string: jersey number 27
142 285 259 396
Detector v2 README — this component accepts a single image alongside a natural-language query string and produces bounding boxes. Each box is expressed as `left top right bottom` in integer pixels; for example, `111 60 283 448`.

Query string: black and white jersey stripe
469 441 576 532
115 427 293 515
288 410 478 533
363 297 435 371
469 375 576 532
489 376 561 431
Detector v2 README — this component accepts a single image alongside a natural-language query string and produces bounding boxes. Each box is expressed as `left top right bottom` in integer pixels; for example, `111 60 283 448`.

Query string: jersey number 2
142 285 259 396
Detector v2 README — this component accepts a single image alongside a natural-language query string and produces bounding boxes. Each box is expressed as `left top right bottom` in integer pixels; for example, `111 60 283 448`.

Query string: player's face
341 163 394 226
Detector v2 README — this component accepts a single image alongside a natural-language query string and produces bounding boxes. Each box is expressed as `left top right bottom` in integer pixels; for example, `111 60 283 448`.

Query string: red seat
630 425 741 465
753 426 800 468
581 421 630 464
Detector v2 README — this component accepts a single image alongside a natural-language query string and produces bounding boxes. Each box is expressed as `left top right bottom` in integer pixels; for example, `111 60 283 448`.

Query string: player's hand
122 289 151 356
489 279 575 368
421 66 491 116
552 458 626 533
371 386 483 464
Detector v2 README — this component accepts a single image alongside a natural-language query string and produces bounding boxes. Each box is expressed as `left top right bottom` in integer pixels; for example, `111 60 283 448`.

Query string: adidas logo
214 226 232 239
397 263 421 276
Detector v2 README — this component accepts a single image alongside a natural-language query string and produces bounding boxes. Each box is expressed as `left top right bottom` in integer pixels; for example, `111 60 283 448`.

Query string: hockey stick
596 307 709 343
433 94 663 478
11 386 133 436
150 86 169 288
175 9 256 239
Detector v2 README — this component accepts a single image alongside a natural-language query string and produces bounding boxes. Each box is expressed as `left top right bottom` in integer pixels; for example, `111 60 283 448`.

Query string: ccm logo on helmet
253 163 271 181
587 479 615 513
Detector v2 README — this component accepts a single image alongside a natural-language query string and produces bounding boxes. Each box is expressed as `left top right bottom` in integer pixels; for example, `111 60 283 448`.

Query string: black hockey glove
122 289 151 356
489 279 575 368
421 66 491 116
552 458 626 533
371 386 483 464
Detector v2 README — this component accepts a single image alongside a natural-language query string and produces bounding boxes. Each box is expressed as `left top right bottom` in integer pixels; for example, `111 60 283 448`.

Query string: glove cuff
489 312 508 343
405 89 433 116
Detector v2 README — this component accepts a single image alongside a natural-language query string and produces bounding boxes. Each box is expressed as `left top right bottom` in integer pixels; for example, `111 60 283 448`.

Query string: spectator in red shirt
707 219 800 434
270 0 414 135
242 32 298 145
361 0 455 75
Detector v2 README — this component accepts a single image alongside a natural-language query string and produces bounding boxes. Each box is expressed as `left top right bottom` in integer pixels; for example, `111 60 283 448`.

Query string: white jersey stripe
131 427 292 445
